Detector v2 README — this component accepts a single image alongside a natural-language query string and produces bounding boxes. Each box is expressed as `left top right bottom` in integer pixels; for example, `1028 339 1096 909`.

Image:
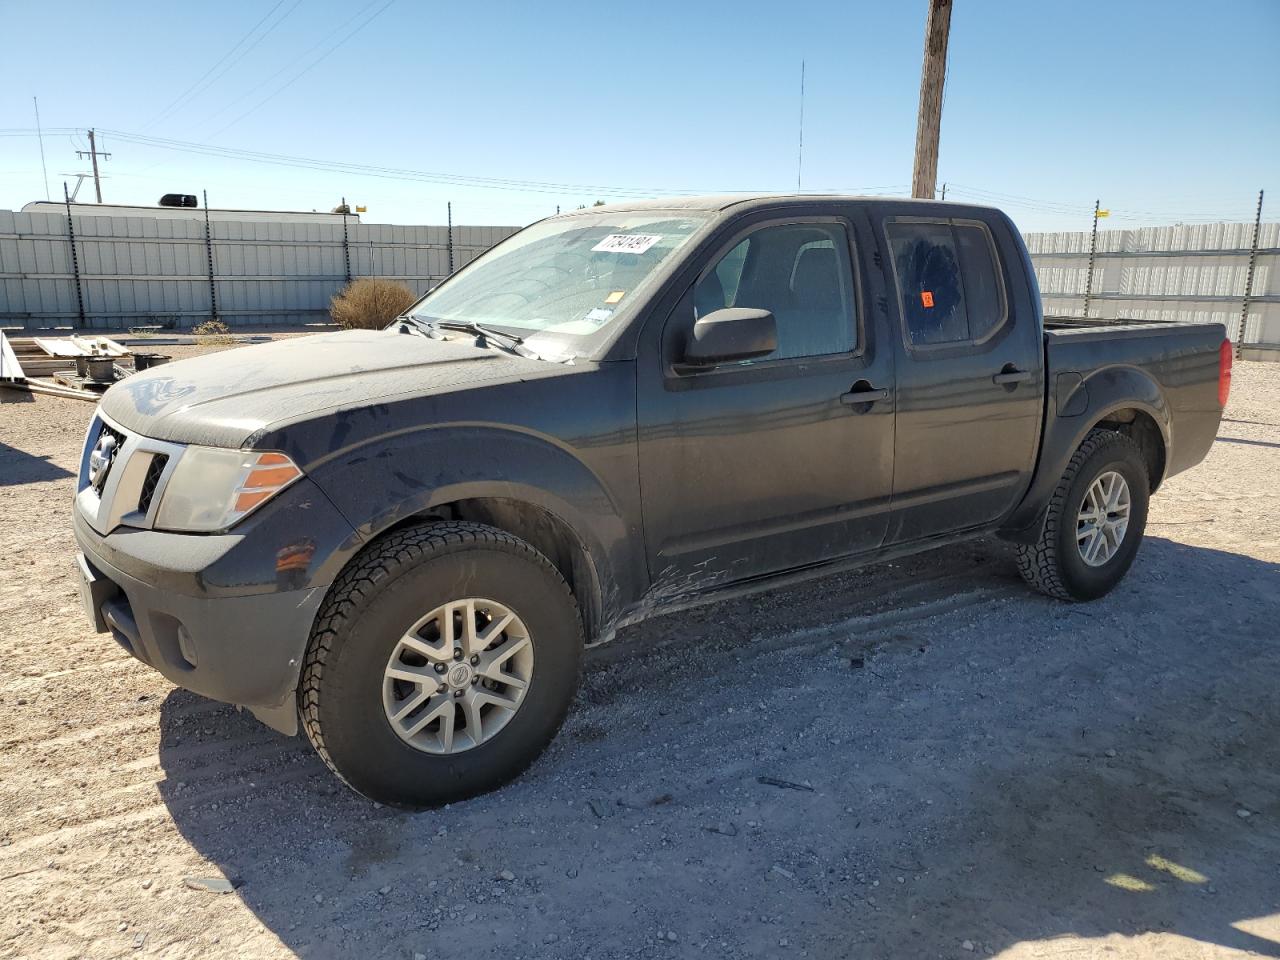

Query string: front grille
137 454 169 514
100 422 126 447
91 421 127 493
77 416 186 535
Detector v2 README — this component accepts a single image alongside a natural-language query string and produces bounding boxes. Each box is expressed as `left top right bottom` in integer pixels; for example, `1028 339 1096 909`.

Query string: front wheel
299 521 583 807
1016 428 1150 601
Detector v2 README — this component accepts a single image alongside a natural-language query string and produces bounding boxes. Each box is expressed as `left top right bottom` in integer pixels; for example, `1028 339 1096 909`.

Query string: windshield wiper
396 315 564 361
429 319 525 348
395 314 435 336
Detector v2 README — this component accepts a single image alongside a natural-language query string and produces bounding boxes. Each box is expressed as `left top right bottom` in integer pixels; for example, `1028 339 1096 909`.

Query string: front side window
693 222 857 362
886 219 1007 347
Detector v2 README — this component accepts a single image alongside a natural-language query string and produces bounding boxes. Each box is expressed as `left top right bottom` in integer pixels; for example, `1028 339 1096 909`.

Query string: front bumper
73 477 360 735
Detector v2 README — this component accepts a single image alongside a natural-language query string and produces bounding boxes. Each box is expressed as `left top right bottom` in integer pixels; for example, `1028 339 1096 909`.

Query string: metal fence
0 208 520 329
4 206 1277 345
1025 221 1279 347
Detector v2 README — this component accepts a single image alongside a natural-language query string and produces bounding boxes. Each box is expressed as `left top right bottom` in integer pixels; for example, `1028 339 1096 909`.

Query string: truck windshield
406 212 711 342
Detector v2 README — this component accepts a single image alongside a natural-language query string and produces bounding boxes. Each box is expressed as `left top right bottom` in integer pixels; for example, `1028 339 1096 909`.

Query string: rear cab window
884 218 1008 349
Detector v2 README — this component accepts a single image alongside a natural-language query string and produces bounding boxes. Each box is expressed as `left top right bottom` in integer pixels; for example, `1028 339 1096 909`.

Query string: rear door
876 207 1044 543
636 207 896 590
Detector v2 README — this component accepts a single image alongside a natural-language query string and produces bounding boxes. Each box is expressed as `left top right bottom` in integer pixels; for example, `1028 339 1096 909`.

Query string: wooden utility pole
911 0 953 199
75 128 111 203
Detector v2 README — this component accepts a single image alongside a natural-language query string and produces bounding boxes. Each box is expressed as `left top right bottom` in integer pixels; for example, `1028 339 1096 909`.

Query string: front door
637 214 896 596
879 212 1044 543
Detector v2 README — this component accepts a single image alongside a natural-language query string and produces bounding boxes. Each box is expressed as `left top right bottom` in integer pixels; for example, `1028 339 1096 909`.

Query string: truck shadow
154 536 1279 958
0 440 75 487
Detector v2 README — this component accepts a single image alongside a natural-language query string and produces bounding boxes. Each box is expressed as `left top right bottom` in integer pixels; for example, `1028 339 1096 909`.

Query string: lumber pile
0 332 134 402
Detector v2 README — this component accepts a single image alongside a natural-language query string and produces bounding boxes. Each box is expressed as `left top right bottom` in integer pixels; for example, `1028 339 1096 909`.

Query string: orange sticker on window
921 291 935 308
605 290 625 304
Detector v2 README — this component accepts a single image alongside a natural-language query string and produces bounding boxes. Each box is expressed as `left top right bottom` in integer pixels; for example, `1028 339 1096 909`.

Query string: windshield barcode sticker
592 234 662 255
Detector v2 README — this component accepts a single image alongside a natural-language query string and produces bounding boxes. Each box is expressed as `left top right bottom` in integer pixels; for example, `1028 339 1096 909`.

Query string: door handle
840 385 889 406
992 367 1032 386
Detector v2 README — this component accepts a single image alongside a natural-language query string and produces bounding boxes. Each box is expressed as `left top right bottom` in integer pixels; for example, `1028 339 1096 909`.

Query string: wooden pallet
52 371 117 392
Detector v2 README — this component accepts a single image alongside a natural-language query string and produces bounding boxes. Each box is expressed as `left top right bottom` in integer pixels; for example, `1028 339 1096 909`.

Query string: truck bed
1042 317 1227 482
1044 314 1186 331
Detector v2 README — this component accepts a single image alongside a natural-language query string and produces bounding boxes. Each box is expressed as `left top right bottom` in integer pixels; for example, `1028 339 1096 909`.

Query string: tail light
1218 339 1233 408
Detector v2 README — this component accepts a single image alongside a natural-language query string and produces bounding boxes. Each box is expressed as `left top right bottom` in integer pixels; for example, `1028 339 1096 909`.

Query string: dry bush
192 319 234 345
330 279 418 330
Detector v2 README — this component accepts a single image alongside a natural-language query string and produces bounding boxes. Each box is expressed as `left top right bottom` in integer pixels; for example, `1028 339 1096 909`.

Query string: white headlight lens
155 447 301 532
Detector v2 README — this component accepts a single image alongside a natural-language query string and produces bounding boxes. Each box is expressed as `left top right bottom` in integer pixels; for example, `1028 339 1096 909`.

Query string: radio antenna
796 60 805 191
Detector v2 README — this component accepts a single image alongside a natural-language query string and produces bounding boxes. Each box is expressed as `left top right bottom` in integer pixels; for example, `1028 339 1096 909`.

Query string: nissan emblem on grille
88 433 117 492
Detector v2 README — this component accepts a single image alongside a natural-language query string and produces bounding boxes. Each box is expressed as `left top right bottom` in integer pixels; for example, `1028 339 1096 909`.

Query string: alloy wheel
382 598 534 754
1076 470 1131 567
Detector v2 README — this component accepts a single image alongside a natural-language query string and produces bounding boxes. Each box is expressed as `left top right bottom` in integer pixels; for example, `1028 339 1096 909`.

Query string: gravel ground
1 343 1277 960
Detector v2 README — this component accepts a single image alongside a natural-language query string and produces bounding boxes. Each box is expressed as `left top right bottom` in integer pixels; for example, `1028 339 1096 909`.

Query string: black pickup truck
73 195 1230 806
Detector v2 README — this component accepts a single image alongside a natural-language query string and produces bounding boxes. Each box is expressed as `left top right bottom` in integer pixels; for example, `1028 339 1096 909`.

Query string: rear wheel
1016 429 1150 601
300 521 583 807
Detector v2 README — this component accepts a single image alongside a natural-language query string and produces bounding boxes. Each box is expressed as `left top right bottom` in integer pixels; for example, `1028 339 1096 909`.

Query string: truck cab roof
552 193 1003 218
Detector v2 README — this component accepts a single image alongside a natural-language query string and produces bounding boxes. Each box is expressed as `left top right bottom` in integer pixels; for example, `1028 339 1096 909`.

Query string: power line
103 130 920 201
203 0 394 135
0 126 891 197
947 182 1261 222
0 126 1264 223
98 128 727 196
143 0 301 130
213 0 395 135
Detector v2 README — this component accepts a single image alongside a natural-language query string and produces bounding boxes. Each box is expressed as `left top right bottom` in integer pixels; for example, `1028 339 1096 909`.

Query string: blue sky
1 0 1276 231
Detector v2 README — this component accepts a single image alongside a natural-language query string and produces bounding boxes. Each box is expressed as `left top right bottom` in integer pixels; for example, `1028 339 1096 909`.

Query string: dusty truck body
72 195 1230 806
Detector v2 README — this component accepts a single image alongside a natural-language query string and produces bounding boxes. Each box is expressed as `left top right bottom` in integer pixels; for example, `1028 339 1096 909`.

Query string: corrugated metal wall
4 207 1276 342
1025 221 1279 345
0 209 520 329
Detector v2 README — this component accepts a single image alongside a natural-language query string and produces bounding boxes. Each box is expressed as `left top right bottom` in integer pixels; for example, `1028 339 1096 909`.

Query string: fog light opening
177 625 198 669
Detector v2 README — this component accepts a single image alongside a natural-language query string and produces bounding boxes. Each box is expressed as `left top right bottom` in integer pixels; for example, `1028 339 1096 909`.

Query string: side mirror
682 307 777 366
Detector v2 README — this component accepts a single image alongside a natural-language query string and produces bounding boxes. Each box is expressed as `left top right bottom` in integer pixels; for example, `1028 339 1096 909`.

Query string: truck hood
100 328 547 448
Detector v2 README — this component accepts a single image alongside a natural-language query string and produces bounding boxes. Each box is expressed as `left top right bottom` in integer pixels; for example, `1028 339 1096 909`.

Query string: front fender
305 422 637 623
1000 363 1170 540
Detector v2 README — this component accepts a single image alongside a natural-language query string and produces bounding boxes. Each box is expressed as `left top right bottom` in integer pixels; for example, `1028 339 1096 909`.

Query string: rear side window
886 220 1006 347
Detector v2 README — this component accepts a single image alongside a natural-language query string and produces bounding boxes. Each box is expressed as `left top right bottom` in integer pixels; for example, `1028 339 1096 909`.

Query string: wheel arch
1000 364 1171 543
390 495 608 642
1091 405 1167 493
305 423 645 643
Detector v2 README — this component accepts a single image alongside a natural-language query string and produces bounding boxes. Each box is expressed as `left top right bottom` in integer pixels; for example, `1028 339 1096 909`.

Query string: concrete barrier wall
0 209 520 329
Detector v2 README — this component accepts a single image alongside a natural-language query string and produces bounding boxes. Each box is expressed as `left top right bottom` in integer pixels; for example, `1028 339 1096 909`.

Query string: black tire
1015 428 1150 602
299 521 583 807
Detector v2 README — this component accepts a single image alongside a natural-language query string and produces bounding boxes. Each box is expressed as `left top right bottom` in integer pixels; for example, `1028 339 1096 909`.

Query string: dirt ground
1 342 1276 960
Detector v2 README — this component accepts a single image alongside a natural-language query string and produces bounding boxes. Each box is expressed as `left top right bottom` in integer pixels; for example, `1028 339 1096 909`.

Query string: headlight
155 447 302 532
